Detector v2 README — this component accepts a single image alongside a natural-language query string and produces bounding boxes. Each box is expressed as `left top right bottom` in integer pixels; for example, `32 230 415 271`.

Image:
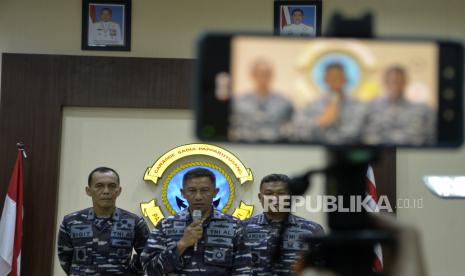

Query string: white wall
2 0 463 61
397 150 465 276
2 0 465 275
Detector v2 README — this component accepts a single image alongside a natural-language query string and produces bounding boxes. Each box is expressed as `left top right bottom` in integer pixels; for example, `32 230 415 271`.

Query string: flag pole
16 142 27 159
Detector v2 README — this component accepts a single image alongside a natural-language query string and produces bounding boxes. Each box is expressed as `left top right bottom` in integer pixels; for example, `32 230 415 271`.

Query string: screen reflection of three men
232 60 435 145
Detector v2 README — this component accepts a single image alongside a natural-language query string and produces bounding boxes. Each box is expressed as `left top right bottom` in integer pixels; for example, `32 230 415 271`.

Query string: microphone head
192 209 202 221
289 173 311 196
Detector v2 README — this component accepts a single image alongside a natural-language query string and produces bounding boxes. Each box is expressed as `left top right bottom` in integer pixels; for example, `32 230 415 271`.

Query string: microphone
192 210 202 252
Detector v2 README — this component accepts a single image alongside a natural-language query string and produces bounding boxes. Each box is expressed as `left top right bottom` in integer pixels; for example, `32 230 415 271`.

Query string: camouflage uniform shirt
294 94 367 144
141 208 252 275
242 213 324 276
231 93 294 141
363 97 435 145
57 207 150 275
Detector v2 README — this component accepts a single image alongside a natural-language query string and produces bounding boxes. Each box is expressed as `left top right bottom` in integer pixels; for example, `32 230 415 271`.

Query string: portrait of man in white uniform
88 6 124 46
281 8 315 36
275 2 321 38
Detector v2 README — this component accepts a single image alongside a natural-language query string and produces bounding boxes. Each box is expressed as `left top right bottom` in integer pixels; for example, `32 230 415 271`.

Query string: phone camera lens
443 67 455 79
443 88 455 100
202 126 216 137
443 110 455 121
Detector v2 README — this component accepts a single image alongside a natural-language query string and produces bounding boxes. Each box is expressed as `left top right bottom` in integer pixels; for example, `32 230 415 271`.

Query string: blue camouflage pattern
363 98 435 145
141 208 252 275
231 92 294 141
294 95 367 144
57 207 150 275
242 213 324 276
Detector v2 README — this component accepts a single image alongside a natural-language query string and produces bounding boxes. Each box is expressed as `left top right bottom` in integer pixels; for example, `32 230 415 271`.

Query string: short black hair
100 7 112 15
385 65 407 78
88 167 120 186
292 8 304 16
259 173 290 190
182 168 216 187
325 63 345 74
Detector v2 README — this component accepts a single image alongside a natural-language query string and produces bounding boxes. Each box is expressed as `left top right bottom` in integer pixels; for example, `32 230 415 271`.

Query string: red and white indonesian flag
89 4 97 23
0 151 23 276
366 165 383 272
280 6 291 29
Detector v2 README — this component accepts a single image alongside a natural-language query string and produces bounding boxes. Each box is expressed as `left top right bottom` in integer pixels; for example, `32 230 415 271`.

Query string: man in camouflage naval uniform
363 66 436 145
141 168 251 275
57 167 150 275
230 59 294 142
242 174 324 275
293 63 367 144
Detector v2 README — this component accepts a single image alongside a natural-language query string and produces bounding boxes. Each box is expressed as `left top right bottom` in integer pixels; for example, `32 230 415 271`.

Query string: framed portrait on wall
274 0 322 37
82 0 132 51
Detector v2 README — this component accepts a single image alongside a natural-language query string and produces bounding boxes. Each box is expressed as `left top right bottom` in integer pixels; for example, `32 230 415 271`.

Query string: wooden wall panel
0 53 395 276
0 53 194 276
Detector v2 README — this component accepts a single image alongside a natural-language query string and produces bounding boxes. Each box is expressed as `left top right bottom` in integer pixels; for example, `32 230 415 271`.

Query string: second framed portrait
274 0 322 37
82 0 132 51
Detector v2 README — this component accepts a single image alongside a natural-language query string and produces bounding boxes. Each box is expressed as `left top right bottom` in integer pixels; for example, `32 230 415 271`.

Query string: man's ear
180 188 185 198
258 193 265 208
116 186 122 197
85 186 91 196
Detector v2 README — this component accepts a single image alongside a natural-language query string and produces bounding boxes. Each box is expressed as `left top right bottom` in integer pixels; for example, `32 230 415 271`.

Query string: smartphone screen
196 34 463 147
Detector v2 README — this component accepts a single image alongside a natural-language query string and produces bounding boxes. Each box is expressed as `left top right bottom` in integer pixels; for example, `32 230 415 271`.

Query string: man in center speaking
242 174 324 275
141 168 251 275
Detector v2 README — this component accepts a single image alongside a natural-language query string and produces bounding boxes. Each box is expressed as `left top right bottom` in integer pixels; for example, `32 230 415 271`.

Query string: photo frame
82 0 131 51
274 0 322 37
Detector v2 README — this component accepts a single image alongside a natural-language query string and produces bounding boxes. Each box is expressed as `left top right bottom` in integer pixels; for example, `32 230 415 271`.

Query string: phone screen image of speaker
227 37 438 146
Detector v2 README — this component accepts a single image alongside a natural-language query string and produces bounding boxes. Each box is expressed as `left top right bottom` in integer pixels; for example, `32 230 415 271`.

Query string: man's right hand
317 100 340 128
176 220 203 256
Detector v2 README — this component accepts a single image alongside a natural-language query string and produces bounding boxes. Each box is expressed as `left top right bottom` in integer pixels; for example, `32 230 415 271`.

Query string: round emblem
311 52 361 94
141 143 255 226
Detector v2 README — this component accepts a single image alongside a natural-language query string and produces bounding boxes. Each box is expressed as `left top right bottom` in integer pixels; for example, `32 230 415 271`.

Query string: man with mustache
242 174 324 275
57 167 150 275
